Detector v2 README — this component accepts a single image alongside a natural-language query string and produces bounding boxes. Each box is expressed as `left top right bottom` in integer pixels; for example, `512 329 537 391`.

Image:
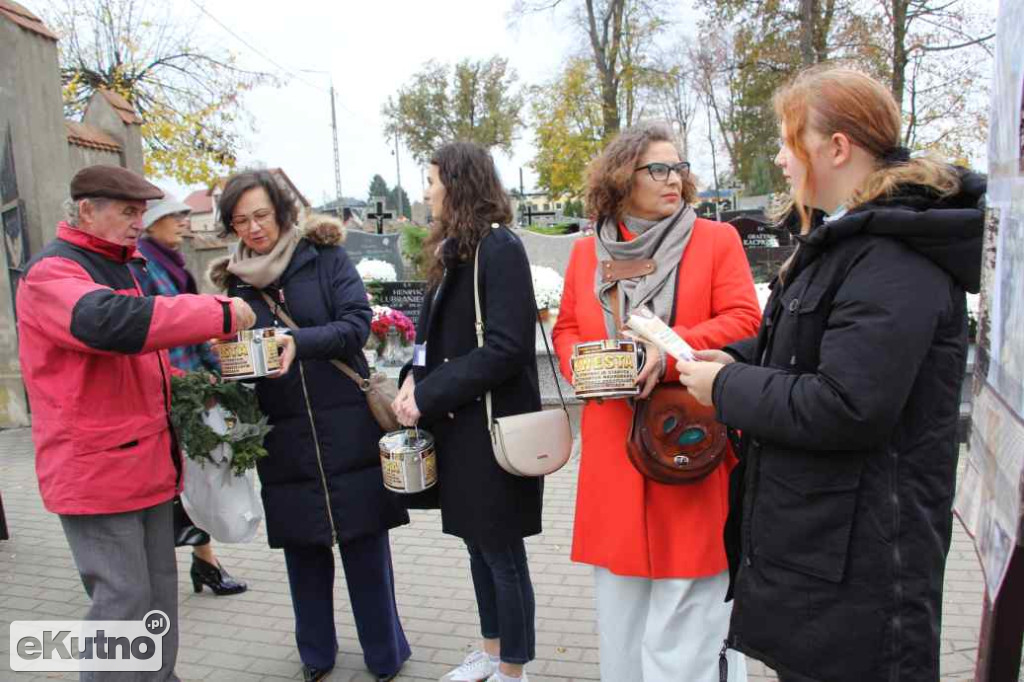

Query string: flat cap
70 165 164 202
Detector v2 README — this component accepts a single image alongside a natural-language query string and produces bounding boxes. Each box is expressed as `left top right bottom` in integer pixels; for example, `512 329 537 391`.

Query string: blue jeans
466 538 536 665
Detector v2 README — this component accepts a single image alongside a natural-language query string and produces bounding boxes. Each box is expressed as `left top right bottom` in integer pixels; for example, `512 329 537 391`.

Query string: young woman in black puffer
677 66 985 682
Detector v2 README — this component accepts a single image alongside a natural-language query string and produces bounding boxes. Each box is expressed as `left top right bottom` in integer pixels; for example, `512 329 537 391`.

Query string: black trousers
283 530 410 675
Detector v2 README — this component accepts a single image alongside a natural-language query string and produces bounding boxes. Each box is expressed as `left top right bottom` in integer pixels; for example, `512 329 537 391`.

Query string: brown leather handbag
602 270 727 485
598 266 729 483
626 384 728 484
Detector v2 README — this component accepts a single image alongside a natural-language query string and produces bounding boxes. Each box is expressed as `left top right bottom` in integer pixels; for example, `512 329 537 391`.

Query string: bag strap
473 232 569 434
609 284 624 336
258 290 372 393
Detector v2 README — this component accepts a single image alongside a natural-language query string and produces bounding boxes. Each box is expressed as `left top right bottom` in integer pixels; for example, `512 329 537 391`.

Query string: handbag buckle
360 379 371 391
673 454 690 467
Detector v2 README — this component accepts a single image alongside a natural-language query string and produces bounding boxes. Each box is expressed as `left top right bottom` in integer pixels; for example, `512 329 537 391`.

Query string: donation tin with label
379 429 437 493
571 338 646 400
214 328 282 381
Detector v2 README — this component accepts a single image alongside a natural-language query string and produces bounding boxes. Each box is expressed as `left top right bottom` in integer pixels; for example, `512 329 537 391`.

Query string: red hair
774 65 957 233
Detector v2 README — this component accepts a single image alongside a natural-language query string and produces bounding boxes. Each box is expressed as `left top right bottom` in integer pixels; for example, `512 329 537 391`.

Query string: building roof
97 89 143 125
65 121 122 153
0 0 58 41
184 188 214 214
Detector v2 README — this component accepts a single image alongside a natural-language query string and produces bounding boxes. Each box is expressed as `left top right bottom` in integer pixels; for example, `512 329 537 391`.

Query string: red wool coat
552 218 761 578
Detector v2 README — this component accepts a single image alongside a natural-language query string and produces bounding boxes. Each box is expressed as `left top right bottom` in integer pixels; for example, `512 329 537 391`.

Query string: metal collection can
379 429 437 494
571 339 646 400
214 328 282 381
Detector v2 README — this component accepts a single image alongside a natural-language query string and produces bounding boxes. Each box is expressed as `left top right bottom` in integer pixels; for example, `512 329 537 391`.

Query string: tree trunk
800 0 816 66
602 72 620 136
891 0 909 107
585 0 625 138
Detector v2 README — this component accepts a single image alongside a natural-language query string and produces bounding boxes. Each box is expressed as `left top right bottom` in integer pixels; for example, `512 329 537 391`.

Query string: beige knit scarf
225 227 303 289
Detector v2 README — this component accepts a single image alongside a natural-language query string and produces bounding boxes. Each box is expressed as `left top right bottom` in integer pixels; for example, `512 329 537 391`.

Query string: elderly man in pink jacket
16 165 256 681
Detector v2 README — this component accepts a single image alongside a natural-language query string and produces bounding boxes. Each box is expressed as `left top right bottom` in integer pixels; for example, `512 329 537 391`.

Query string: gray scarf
594 205 696 337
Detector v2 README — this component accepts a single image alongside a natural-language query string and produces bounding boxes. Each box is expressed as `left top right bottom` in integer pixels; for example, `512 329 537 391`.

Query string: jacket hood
803 167 986 293
207 213 345 291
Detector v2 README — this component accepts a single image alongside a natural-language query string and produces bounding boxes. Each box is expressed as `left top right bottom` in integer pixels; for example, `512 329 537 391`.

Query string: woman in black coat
210 170 410 682
677 66 984 682
394 142 542 682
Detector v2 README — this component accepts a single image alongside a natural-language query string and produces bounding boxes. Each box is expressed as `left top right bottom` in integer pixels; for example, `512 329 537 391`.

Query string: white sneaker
440 650 499 681
484 673 529 682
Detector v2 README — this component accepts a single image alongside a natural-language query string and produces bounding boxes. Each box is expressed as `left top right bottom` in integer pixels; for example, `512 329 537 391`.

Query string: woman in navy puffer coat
209 170 409 682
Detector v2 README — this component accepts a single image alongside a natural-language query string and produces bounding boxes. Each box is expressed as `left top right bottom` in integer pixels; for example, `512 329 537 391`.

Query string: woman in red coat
552 123 760 681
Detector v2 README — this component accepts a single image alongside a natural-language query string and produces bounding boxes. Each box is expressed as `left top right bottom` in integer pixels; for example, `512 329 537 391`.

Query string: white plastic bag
180 404 264 543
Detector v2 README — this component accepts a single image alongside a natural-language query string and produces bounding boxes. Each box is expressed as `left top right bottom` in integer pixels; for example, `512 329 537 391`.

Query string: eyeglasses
230 208 275 230
634 161 691 182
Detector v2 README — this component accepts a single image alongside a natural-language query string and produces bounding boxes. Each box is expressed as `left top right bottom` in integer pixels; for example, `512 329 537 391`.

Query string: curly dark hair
423 142 513 287
584 122 697 221
217 170 298 238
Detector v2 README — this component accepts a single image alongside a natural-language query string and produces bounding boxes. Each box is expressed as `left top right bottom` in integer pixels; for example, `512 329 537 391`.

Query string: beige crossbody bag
473 239 573 477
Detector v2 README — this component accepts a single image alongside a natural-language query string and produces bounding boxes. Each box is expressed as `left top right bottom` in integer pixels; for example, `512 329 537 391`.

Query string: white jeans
594 567 747 682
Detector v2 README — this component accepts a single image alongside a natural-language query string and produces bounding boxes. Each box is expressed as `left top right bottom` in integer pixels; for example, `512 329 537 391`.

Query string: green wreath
170 372 272 476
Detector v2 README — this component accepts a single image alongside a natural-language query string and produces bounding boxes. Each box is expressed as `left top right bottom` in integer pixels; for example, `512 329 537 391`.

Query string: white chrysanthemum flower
356 258 398 282
531 265 565 310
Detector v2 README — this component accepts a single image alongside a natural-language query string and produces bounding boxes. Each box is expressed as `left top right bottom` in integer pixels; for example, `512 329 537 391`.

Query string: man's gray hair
63 197 111 226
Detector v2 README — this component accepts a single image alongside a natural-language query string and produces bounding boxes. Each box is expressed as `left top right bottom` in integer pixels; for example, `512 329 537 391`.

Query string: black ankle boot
302 663 333 681
190 555 247 596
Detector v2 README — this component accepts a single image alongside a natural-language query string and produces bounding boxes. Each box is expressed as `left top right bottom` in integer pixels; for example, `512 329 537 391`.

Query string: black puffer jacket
713 170 985 682
210 218 409 548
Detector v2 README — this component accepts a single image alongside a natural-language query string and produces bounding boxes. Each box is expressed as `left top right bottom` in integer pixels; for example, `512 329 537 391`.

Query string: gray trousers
60 499 179 682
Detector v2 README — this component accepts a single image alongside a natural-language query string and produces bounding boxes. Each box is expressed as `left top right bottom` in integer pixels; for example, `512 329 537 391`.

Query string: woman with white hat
129 193 248 596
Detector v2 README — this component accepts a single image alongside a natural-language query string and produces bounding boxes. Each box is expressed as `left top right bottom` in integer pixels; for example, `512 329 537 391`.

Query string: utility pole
300 69 343 210
329 81 343 206
705 97 722 222
393 135 404 220
519 167 526 225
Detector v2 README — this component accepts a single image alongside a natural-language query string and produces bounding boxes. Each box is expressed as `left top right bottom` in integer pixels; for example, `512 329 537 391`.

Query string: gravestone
375 280 428 323
733 218 781 248
725 217 794 284
345 230 405 279
366 196 393 235
517 228 584 276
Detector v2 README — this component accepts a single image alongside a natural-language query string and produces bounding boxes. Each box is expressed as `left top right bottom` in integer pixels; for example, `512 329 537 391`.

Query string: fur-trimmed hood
207 213 345 291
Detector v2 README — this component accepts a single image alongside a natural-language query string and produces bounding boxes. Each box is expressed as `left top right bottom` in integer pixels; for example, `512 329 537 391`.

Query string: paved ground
0 427 1011 681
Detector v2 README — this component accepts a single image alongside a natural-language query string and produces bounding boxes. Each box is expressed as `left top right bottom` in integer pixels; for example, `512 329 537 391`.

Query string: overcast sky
26 0 700 204
27 0 997 206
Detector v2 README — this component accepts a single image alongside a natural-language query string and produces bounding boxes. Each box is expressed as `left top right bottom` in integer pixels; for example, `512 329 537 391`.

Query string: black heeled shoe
190 555 248 596
302 663 333 681
373 662 403 681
